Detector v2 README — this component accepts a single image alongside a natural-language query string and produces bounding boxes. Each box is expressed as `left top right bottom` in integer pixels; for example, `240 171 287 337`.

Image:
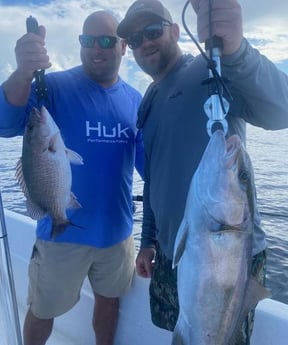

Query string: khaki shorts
27 236 135 319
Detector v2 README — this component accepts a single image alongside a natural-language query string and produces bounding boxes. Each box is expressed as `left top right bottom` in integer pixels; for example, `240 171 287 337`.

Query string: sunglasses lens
144 24 163 40
98 36 117 49
127 23 166 50
79 35 118 49
127 32 143 50
79 35 95 48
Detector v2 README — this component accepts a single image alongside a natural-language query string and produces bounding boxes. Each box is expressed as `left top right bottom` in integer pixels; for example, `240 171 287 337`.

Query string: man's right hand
3 25 51 106
15 25 51 82
136 247 156 278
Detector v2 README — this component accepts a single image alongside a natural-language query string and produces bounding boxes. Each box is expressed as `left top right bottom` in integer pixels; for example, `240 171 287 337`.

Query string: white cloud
246 27 288 63
240 0 288 24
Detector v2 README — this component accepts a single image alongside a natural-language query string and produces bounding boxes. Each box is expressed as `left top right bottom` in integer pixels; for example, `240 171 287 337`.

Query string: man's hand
3 25 52 106
190 0 243 55
136 247 156 278
15 25 51 82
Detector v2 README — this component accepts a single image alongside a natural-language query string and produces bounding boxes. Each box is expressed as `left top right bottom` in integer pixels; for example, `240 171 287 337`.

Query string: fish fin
172 220 189 268
15 159 47 219
171 329 185 345
230 277 270 344
51 220 85 238
26 198 47 220
172 318 187 345
246 277 271 304
65 148 84 165
15 158 29 197
51 220 70 238
68 192 82 209
48 133 59 153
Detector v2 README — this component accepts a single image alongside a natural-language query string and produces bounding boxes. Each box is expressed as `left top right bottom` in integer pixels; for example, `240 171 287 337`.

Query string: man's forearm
222 39 288 130
2 70 32 106
141 181 157 248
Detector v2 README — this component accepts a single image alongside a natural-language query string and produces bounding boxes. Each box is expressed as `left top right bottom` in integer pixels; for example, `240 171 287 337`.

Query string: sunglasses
126 21 172 50
79 34 120 49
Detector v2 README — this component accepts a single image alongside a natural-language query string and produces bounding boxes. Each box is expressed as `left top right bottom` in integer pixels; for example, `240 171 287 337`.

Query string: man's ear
171 23 180 41
121 39 127 56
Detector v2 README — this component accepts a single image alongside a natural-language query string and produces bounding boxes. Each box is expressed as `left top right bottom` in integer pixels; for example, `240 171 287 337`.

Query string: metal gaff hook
203 37 229 137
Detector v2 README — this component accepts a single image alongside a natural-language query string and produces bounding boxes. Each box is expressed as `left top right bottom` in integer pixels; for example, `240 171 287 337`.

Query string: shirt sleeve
134 128 145 180
221 38 288 129
0 85 27 137
140 155 157 249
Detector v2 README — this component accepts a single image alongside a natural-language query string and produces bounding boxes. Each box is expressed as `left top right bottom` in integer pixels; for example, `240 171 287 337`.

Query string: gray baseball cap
117 0 173 38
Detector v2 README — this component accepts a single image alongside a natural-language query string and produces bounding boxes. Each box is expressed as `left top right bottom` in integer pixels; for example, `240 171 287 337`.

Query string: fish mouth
27 108 46 130
30 107 43 120
209 130 241 154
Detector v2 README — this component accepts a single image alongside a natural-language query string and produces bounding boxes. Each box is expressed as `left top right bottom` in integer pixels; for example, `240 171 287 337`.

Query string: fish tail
51 220 85 238
172 322 186 345
171 332 185 345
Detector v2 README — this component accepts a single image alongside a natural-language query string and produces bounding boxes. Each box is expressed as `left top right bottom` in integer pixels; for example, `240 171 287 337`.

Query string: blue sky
0 0 287 94
0 0 52 5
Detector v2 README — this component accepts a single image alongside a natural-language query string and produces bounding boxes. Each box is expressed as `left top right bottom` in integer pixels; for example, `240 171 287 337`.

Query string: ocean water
0 125 287 304
245 126 288 303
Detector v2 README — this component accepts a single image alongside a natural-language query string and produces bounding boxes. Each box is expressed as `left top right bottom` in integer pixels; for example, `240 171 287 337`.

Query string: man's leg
236 250 267 345
89 236 135 345
23 308 53 345
25 241 92 345
93 293 119 345
149 243 179 331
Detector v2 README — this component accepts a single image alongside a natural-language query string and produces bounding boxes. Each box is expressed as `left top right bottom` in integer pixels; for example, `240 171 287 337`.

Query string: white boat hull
2 209 288 345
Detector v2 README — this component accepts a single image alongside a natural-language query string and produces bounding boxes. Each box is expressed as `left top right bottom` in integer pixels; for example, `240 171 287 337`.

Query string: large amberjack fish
172 130 269 345
16 106 84 238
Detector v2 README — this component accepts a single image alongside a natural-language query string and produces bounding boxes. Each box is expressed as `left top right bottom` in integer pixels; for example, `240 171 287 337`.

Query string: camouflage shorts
149 244 266 344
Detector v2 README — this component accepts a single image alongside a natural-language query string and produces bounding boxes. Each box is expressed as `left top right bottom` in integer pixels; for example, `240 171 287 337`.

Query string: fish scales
22 138 72 217
172 130 268 345
16 106 83 238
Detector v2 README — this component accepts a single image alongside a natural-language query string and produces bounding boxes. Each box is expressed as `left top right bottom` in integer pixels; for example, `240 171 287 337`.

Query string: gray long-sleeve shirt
137 39 288 260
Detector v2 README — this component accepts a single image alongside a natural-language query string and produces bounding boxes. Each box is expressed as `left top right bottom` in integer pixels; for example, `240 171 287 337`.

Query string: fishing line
181 0 207 61
181 0 233 108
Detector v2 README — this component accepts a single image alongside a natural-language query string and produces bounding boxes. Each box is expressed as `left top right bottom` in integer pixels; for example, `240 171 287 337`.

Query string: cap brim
117 13 164 38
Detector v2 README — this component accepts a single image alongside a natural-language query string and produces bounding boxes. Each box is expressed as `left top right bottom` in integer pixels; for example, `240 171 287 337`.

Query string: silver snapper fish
172 130 269 345
16 106 84 238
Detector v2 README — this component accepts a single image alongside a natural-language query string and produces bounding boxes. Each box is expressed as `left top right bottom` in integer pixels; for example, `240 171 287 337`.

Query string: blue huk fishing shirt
0 66 145 248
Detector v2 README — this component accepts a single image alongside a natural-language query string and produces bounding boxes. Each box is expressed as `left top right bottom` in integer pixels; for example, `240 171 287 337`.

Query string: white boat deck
1 210 288 345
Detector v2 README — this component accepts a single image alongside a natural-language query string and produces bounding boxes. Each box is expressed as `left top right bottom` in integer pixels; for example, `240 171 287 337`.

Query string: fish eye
239 170 250 182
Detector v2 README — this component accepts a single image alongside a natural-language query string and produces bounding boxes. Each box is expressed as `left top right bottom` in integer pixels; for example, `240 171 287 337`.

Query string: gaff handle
26 16 40 35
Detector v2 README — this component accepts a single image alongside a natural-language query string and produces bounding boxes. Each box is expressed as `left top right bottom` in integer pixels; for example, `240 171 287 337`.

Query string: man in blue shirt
0 11 144 345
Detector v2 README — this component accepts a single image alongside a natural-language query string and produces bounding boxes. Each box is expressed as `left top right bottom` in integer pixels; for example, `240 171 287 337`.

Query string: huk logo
86 121 130 143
